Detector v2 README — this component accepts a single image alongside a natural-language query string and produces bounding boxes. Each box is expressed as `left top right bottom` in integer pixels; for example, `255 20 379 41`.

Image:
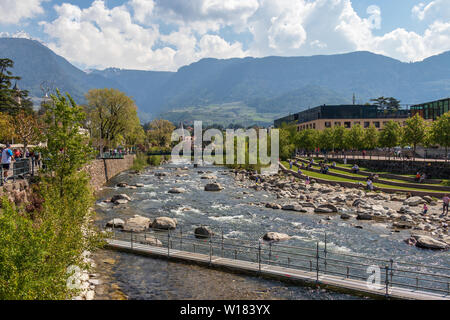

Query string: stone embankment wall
0 155 136 206
0 180 31 206
84 155 136 192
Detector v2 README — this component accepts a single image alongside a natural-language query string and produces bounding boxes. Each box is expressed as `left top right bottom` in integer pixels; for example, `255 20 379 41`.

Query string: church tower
13 81 21 106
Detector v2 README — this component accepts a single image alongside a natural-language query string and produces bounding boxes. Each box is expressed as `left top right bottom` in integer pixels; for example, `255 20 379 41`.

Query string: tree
146 119 176 148
402 113 428 160
331 126 348 153
379 120 401 159
0 112 15 143
362 125 379 159
13 111 42 158
370 96 400 112
43 90 95 196
346 124 364 158
85 88 141 154
430 112 450 161
0 58 33 115
317 127 334 151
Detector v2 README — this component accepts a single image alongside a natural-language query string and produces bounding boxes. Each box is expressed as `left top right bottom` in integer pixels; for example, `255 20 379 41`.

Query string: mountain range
1 37 449 125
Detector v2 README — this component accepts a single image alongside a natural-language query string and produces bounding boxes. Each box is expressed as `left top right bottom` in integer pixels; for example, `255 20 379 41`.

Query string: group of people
415 171 428 183
0 144 42 183
319 162 329 174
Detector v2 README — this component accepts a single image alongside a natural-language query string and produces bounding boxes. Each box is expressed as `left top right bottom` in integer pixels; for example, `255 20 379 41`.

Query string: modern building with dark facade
410 98 449 120
274 105 410 131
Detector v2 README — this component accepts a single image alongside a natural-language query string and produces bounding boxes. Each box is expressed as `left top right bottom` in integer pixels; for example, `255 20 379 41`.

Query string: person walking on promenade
1 144 14 183
443 194 449 216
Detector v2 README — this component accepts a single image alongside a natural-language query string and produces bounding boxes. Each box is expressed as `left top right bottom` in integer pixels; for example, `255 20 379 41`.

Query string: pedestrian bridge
105 228 450 300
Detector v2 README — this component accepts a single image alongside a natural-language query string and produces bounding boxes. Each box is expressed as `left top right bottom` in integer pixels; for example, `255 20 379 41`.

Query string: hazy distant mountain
1 38 450 125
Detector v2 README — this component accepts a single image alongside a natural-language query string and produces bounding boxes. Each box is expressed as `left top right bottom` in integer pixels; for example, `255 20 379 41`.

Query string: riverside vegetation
0 91 103 299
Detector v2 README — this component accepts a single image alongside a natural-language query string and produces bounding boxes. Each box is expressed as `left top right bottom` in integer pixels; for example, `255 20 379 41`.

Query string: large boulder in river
205 183 224 191
317 204 338 212
168 187 186 194
111 194 131 203
106 218 125 229
282 204 307 212
123 215 152 232
356 213 373 220
263 232 291 242
155 172 168 177
201 175 216 180
314 207 334 214
410 235 449 250
403 196 426 207
194 226 214 239
152 217 177 230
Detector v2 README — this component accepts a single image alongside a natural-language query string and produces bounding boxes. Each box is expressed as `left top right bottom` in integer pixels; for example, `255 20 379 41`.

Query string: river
94 162 449 300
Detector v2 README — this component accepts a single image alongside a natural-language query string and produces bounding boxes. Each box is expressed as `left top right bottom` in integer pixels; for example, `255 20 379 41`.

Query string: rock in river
205 183 224 192
123 215 152 233
408 235 449 250
168 187 186 194
356 213 373 220
194 226 214 239
282 204 306 212
403 196 426 207
111 194 132 203
106 218 125 229
152 217 177 230
262 232 291 242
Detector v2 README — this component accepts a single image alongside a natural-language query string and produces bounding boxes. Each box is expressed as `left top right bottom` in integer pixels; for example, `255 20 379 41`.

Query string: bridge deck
106 239 449 300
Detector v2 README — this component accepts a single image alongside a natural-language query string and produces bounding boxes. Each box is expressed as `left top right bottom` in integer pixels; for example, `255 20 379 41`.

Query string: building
274 105 409 131
410 98 449 120
12 81 21 106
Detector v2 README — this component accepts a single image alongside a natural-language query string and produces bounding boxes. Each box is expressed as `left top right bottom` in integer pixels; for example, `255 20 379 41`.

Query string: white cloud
35 0 450 71
412 0 450 21
40 0 247 71
129 0 155 24
366 5 381 29
0 0 48 25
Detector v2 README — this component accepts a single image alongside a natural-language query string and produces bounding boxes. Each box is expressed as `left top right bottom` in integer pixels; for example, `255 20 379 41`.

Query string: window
344 122 351 128
334 122 341 126
373 121 380 128
382 121 388 126
325 121 331 128
353 121 360 126
364 122 370 128
313 123 316 129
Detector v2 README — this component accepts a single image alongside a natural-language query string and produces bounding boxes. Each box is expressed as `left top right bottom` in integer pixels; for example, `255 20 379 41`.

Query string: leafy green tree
430 112 450 161
331 126 348 153
346 124 364 158
317 127 334 151
0 58 34 115
379 120 401 159
362 125 379 159
146 119 176 148
402 113 428 159
84 88 141 153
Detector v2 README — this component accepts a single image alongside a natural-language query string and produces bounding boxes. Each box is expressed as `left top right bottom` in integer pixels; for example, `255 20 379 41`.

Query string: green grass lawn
296 157 449 186
282 161 444 193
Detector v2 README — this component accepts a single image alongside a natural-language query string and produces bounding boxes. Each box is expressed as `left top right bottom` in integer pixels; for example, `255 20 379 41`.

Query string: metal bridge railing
0 158 35 186
109 225 450 298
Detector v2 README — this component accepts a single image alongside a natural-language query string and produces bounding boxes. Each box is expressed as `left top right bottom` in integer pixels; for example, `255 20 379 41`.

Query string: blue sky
1 0 450 71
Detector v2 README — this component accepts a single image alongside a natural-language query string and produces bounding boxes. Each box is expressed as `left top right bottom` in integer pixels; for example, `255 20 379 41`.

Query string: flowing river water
94 162 449 300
